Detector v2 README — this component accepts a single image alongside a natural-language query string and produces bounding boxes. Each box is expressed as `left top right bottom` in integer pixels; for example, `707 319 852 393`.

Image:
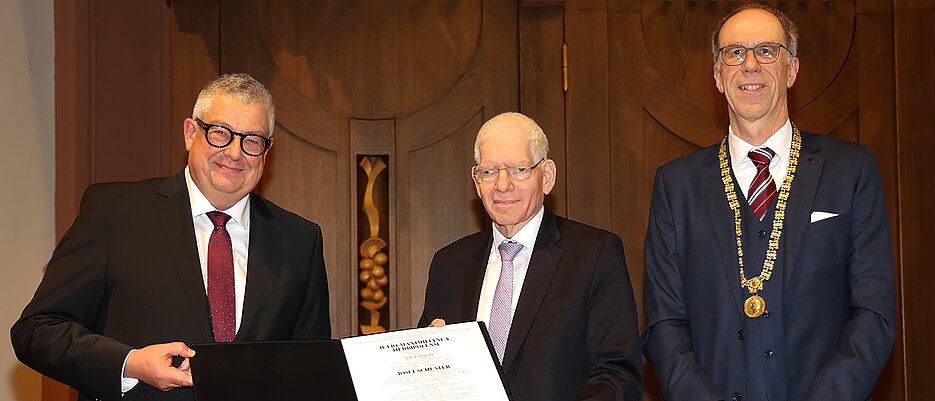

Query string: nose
494 169 512 191
741 49 761 72
223 136 244 160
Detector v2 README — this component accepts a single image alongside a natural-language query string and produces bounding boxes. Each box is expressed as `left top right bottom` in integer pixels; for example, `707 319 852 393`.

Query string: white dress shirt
475 206 545 326
729 119 793 200
121 167 251 393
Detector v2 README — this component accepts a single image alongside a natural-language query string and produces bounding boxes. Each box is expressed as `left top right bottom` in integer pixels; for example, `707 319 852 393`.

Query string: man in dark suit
419 112 643 401
12 73 330 401
641 5 896 401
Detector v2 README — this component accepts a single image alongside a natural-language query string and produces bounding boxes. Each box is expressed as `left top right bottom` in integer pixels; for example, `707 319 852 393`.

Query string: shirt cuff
121 349 140 394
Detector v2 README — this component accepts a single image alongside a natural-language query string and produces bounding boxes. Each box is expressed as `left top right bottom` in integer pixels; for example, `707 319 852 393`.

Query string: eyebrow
201 120 267 136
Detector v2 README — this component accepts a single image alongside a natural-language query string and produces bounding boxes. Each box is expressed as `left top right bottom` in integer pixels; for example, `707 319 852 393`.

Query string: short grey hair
474 112 549 165
711 4 799 66
192 73 276 135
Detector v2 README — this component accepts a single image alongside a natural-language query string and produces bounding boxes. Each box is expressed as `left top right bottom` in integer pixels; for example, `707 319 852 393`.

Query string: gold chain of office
717 126 801 318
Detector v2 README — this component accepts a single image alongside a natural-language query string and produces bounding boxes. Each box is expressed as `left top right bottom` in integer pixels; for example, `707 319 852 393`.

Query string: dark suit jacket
419 208 643 401
642 132 896 401
11 171 331 401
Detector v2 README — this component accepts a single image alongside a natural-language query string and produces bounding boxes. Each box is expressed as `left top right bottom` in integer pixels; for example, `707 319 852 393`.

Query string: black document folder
190 322 511 401
191 340 358 401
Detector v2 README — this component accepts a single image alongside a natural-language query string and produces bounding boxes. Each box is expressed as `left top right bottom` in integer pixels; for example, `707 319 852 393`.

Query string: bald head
474 112 549 165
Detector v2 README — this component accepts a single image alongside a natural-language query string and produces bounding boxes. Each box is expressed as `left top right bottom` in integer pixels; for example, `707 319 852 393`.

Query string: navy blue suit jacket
12 171 331 401
419 208 643 400
641 132 896 401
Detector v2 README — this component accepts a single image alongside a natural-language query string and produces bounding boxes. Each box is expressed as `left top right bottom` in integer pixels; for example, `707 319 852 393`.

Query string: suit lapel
461 232 492 321
236 194 274 340
155 172 214 341
501 209 563 372
700 146 747 316
781 132 824 289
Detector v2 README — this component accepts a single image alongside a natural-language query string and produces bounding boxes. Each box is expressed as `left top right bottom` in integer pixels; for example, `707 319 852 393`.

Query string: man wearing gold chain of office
641 4 896 401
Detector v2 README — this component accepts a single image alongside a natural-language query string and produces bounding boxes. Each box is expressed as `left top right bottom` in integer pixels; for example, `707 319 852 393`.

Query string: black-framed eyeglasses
472 158 545 184
718 42 787 66
195 118 271 156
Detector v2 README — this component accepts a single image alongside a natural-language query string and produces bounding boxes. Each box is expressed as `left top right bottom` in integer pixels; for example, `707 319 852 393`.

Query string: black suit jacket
642 132 896 401
419 208 643 401
11 171 331 401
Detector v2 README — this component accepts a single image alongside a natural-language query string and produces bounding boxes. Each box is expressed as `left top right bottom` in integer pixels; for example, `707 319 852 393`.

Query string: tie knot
206 211 231 228
498 241 523 262
748 147 775 167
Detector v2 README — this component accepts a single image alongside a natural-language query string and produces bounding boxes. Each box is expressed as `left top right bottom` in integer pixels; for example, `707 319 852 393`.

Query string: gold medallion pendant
744 295 766 318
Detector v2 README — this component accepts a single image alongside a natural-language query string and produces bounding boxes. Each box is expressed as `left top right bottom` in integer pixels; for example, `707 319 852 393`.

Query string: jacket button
732 392 742 401
757 230 767 238
736 329 745 340
764 349 774 358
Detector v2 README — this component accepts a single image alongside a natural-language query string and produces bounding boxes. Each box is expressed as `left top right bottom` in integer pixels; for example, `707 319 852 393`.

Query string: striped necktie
747 148 777 220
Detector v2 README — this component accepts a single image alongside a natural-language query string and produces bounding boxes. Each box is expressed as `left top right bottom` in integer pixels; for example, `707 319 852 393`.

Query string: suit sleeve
575 233 644 401
417 252 443 328
11 185 132 401
802 147 896 400
290 223 332 340
641 167 723 400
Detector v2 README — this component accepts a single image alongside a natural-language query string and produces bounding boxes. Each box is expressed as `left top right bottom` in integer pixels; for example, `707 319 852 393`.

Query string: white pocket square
810 211 838 223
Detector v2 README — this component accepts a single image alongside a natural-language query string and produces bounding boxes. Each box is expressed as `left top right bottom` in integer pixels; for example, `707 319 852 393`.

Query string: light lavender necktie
489 241 523 363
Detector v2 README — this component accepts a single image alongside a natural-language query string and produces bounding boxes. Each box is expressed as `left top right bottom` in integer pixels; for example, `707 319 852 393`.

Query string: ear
714 63 725 94
541 159 556 195
183 118 198 152
786 57 800 88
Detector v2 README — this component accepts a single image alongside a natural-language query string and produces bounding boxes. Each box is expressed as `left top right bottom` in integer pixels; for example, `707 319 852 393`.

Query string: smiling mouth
215 162 243 173
739 84 765 92
494 199 518 206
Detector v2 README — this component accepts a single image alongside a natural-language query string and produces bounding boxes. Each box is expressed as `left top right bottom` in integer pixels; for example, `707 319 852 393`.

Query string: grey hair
192 73 276 135
711 4 799 66
473 112 549 165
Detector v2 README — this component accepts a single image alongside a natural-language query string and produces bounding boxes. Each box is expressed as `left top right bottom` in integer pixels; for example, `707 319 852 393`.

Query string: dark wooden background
48 0 933 399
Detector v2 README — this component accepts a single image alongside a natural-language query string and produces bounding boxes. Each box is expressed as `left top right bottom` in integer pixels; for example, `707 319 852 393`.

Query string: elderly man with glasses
641 5 896 401
419 112 643 401
12 73 331 401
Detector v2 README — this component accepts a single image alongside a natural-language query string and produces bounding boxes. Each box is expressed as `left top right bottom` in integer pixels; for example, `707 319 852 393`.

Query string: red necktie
206 211 235 342
747 148 777 220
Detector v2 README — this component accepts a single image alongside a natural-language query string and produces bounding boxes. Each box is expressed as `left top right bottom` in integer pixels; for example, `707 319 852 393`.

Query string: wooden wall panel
405 110 488 323
565 6 612 230
895 4 935 399
857 7 903 400
608 10 649 313
519 5 567 217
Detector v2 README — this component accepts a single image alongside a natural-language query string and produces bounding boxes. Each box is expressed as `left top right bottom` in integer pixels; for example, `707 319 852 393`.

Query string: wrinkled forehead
719 9 785 48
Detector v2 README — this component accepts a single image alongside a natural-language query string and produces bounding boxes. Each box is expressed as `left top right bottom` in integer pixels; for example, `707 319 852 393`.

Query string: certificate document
341 321 511 401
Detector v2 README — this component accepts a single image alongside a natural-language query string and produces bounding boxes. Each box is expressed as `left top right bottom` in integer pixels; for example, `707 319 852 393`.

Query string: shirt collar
728 119 793 167
184 166 250 230
492 205 545 252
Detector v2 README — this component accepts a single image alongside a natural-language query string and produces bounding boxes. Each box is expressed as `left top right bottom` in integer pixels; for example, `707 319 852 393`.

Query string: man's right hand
124 342 196 391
